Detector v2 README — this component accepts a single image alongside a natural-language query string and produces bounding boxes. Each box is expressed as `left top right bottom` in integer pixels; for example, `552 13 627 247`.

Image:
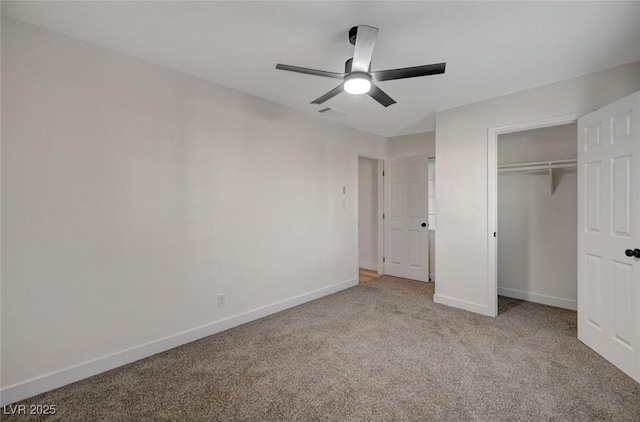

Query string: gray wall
1 18 386 395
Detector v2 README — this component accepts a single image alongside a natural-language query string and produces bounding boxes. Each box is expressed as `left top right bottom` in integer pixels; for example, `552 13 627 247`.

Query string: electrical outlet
217 293 226 308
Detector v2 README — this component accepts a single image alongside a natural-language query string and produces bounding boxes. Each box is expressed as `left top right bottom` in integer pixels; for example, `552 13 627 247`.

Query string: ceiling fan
275 25 446 107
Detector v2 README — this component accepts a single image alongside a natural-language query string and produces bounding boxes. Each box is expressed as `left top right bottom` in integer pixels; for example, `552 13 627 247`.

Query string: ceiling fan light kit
276 25 446 107
344 72 372 95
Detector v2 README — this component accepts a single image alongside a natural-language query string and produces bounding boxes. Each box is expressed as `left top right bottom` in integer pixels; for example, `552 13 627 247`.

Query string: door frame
357 154 385 277
487 113 577 316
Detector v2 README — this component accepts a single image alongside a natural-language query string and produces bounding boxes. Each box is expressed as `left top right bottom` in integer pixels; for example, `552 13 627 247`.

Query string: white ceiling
3 1 640 137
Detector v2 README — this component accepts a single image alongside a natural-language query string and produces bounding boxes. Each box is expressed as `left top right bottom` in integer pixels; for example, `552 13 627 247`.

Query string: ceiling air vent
318 107 347 118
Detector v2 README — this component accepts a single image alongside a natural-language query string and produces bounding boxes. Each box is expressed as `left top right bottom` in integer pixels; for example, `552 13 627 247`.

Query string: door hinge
383 171 385 177
494 232 497 238
383 257 386 263
383 213 385 219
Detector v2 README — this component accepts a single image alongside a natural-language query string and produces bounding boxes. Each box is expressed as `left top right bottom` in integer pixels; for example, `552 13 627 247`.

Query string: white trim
429 273 436 282
498 287 577 311
377 159 384 275
359 261 378 271
487 113 577 318
433 293 492 316
0 277 358 406
487 128 499 317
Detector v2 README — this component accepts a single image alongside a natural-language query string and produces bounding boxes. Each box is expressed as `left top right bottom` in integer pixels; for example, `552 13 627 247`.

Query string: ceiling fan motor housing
345 72 371 83
345 58 371 73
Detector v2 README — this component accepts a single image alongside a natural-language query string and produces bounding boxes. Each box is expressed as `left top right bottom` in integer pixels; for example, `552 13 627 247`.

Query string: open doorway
488 114 578 316
358 156 383 283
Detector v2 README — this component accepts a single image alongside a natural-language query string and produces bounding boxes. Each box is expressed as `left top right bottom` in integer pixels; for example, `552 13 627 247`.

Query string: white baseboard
433 293 493 316
429 273 436 282
498 287 577 311
358 261 378 271
0 277 358 406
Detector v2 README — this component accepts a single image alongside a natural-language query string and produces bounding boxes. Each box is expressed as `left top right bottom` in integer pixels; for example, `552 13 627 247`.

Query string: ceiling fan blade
368 84 396 107
351 26 379 72
311 84 344 104
276 64 345 79
372 62 446 82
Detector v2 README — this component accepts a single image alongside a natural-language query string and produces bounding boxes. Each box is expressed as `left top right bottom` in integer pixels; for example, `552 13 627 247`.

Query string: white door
578 91 640 383
384 155 430 282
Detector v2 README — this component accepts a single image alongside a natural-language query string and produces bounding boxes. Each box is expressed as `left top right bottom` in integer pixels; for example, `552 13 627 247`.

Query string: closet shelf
498 159 577 195
497 159 577 173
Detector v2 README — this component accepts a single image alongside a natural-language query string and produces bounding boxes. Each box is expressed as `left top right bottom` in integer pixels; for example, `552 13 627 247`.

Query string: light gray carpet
4 276 640 421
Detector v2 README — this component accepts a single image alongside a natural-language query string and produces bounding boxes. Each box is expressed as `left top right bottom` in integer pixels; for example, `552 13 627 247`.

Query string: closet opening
497 123 578 313
487 114 578 317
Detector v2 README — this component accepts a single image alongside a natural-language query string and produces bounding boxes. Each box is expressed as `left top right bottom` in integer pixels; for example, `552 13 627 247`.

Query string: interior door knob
625 249 640 258
421 222 427 227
